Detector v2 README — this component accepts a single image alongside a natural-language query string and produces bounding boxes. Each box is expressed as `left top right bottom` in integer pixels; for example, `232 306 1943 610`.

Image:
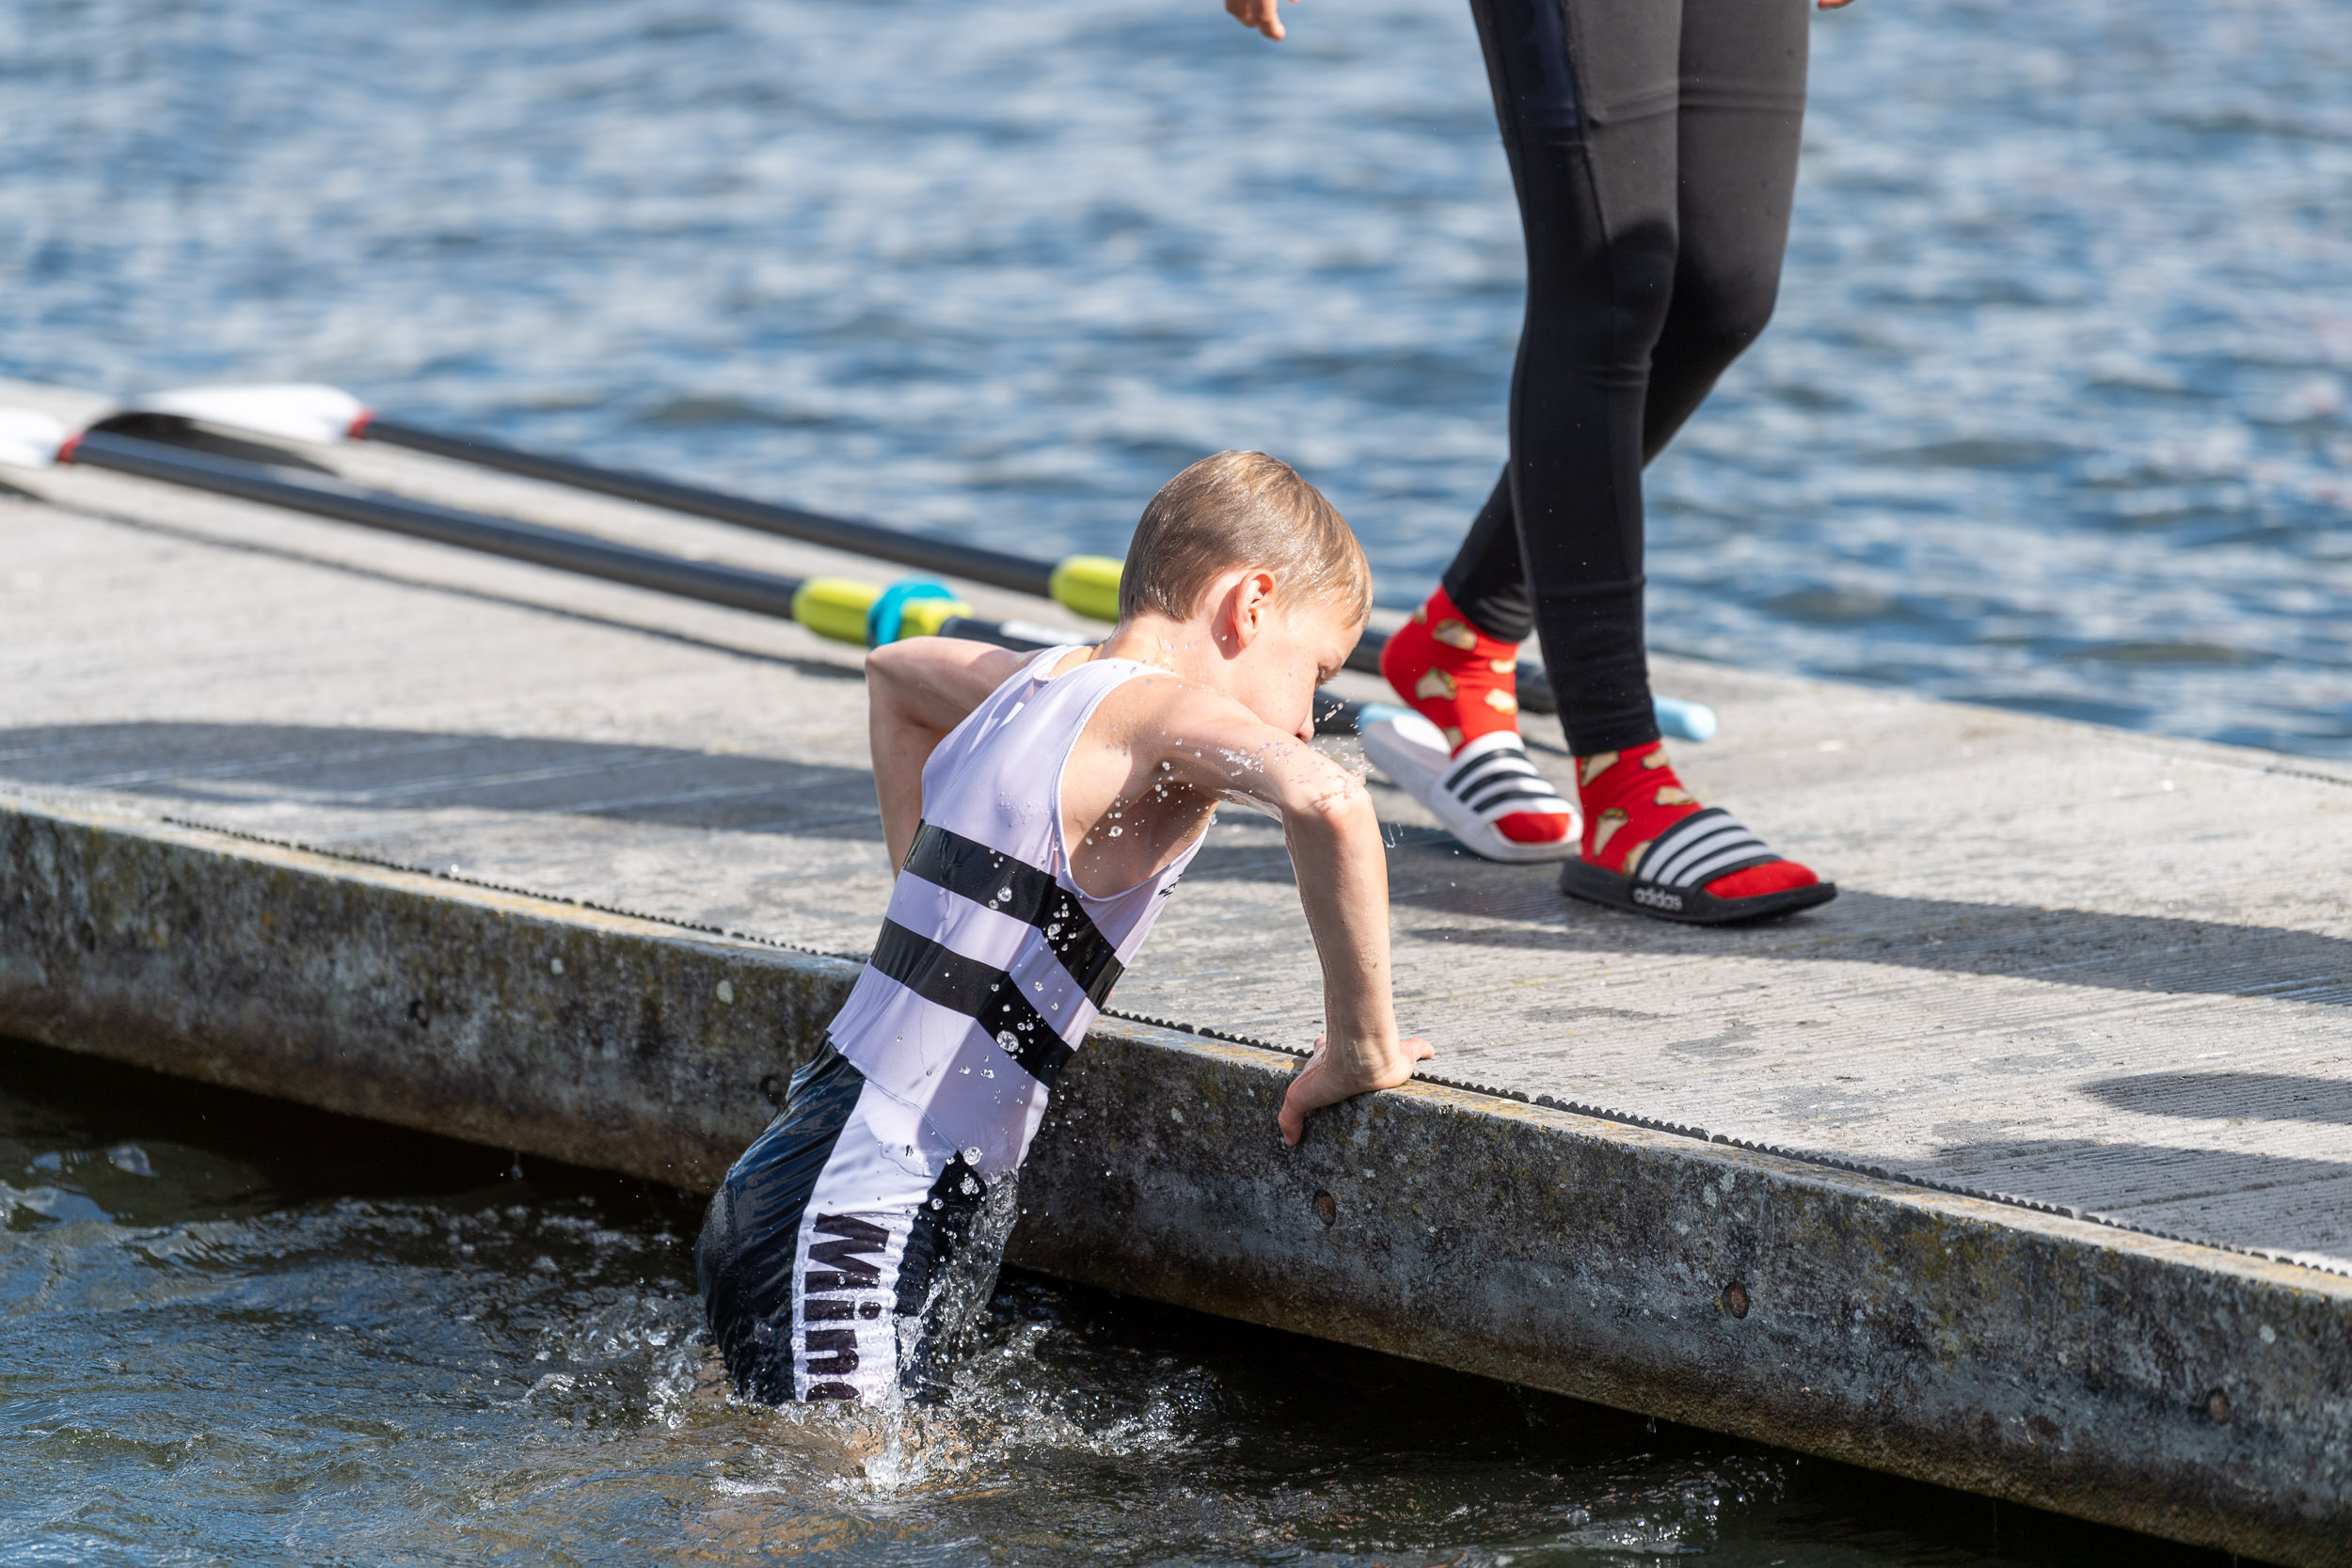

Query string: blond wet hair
1120 451 1373 626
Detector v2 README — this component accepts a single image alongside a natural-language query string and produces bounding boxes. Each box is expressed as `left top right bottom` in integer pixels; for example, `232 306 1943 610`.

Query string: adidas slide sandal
1558 806 1836 924
1360 708 1579 863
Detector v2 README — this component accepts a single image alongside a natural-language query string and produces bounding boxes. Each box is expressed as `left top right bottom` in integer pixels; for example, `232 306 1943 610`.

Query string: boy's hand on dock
1278 1032 1435 1146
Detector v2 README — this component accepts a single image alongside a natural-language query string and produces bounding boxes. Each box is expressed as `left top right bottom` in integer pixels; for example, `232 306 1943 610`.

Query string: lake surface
0 7 2335 1553
5 0 2347 753
1 1042 2233 1565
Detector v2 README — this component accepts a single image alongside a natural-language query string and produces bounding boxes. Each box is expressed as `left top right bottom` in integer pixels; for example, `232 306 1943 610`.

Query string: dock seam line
63 802 2339 1281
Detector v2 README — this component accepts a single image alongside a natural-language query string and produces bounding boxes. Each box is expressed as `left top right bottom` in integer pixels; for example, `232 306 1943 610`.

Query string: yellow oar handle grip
811 558 1114 641
893 593 971 641
790 576 976 646
1049 554 1123 624
790 577 882 645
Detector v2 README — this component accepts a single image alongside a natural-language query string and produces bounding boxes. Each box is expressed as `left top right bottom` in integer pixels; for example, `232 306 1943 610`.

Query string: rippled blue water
0 13 2332 1555
5 0 2349 752
1 1043 2228 1564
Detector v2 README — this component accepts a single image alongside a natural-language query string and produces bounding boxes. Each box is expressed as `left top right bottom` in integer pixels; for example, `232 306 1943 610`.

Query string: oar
1 414 1082 663
111 384 1717 742
5 414 1366 731
114 383 1109 608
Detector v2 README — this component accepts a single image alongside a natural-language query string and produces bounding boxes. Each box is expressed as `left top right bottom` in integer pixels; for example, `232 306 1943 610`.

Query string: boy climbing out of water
697 451 1432 1406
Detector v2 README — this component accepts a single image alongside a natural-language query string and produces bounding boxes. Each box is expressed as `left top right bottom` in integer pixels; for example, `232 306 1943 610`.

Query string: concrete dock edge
5 787 2347 1563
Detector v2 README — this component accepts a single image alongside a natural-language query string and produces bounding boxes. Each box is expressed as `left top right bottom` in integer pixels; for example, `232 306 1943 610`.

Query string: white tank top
828 647 1209 1178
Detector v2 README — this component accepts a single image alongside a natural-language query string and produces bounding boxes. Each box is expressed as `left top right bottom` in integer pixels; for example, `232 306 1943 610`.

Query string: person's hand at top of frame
1817 0 1860 8
1226 0 1296 40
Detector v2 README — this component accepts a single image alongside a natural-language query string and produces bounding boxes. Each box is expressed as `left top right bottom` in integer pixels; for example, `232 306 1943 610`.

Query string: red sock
1576 742 1818 899
1379 588 1568 847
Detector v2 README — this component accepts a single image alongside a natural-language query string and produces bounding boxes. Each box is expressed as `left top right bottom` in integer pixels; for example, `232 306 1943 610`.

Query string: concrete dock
2 376 2346 1563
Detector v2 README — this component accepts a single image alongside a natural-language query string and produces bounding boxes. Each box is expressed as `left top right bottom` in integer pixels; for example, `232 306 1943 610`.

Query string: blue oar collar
866 578 961 646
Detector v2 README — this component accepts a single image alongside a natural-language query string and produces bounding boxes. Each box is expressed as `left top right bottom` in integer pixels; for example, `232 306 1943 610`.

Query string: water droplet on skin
1108 826 1122 837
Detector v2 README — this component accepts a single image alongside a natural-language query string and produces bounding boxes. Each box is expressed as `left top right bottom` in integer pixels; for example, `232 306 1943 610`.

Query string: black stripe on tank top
899 821 1125 1006
867 919 1077 1087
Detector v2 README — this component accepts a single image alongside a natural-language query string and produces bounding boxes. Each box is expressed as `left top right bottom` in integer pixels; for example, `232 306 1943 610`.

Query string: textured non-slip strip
1104 1005 2351 1282
899 820 1122 1005
867 918 1075 1087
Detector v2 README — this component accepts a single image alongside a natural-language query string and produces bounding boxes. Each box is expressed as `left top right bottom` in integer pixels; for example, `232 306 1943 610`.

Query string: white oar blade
0 408 69 469
130 383 367 446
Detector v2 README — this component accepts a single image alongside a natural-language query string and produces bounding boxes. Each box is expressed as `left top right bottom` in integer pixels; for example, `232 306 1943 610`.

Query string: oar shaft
72 425 1565 737
66 430 1359 719
69 432 808 622
356 414 1564 711
360 418 1056 599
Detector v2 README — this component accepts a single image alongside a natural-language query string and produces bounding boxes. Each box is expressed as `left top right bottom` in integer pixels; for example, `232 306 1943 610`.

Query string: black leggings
1440 0 1809 754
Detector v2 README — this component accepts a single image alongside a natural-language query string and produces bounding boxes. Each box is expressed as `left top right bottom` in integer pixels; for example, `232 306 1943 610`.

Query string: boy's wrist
1324 1022 1402 1064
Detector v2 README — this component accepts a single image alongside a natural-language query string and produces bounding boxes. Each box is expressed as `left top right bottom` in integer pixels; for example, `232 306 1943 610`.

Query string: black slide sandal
1559 807 1837 926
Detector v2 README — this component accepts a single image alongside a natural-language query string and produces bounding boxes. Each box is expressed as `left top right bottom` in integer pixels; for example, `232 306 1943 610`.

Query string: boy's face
1226 590 1364 743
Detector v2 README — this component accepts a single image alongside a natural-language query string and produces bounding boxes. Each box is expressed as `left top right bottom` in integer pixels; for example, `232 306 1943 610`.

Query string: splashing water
0 1040 2227 1565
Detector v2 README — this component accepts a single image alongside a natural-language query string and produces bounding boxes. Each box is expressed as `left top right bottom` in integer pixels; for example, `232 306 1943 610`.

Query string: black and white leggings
696 1044 1017 1404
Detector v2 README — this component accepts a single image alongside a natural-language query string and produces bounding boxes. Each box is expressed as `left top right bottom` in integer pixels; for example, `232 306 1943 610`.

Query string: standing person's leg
1382 0 1830 919
1643 0 1809 460
1374 0 1680 856
1564 0 1829 921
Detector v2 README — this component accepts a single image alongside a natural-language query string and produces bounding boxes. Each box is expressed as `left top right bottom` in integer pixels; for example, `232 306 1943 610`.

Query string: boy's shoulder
1085 661 1297 777
1092 659 1255 728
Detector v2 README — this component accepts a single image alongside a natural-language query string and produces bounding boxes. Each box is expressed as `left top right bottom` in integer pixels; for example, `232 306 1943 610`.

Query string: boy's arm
1149 689 1434 1144
866 638 1038 867
1272 769 1435 1144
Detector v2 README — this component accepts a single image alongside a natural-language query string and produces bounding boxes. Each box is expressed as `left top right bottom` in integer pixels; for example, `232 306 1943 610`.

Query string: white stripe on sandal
1360 711 1579 864
1628 806 1780 888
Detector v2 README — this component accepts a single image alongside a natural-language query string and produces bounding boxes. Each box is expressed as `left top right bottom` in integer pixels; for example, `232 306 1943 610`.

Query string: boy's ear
1227 568 1279 652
